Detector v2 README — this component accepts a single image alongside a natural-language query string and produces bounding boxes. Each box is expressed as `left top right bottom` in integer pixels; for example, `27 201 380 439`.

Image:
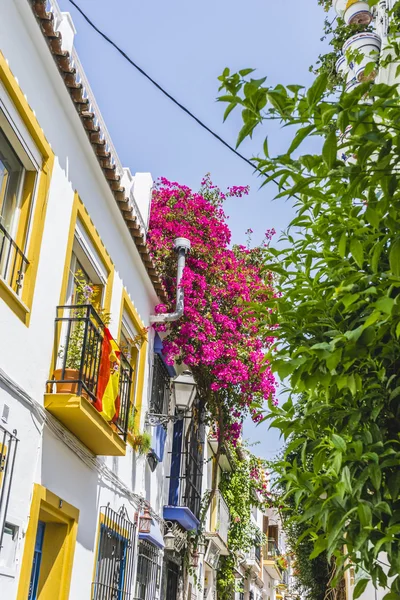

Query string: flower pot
53 368 80 394
336 55 355 84
333 0 348 16
344 0 372 25
343 33 381 82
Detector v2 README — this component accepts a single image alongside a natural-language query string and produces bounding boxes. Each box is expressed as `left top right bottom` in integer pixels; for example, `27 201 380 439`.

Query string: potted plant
343 31 381 81
128 430 152 455
343 0 373 26
53 270 107 396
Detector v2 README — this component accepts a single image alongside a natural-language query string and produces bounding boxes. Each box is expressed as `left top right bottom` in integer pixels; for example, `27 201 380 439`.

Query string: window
168 399 205 520
135 540 161 600
0 425 18 558
92 505 136 600
150 354 170 416
0 99 39 297
0 55 53 324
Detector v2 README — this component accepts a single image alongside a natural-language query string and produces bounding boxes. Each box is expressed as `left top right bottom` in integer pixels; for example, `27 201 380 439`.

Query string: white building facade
0 1 200 599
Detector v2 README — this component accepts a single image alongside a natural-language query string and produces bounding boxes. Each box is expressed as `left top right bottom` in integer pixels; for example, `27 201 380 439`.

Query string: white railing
212 491 230 546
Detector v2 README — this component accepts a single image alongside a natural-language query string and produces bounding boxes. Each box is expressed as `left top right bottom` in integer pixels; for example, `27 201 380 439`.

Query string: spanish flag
93 328 121 422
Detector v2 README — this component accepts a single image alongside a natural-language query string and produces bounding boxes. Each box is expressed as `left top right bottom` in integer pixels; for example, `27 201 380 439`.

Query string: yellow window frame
0 52 54 326
118 289 148 433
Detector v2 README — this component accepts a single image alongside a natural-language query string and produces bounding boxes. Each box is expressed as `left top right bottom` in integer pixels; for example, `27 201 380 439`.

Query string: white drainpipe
150 238 191 323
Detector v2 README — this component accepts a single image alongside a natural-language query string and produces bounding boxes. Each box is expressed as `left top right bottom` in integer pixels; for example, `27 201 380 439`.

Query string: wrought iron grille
134 540 161 600
48 305 133 439
168 400 205 520
150 354 170 415
92 505 136 600
254 543 261 563
165 561 180 600
0 222 29 295
0 425 18 554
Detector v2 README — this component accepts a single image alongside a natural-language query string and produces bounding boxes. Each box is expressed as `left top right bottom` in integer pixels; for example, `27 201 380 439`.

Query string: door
165 561 179 600
28 521 46 600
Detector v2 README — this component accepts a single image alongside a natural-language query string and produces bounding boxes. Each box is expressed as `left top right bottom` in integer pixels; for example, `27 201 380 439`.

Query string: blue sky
59 0 327 457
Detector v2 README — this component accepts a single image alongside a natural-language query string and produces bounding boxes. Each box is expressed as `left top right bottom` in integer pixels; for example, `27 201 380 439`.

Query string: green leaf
365 207 380 229
287 125 315 155
322 131 338 170
358 502 372 527
350 238 364 269
331 434 347 453
389 237 400 277
338 232 347 258
307 73 328 107
353 579 370 599
369 463 382 489
376 297 394 315
388 471 400 501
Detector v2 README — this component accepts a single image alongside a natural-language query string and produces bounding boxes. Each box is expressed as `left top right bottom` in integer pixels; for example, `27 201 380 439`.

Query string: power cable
67 0 284 190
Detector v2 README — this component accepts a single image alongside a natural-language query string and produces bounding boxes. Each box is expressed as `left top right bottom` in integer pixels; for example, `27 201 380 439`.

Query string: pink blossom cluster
148 176 277 442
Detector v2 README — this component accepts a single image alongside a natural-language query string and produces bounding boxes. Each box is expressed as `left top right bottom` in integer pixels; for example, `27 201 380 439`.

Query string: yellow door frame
17 484 79 600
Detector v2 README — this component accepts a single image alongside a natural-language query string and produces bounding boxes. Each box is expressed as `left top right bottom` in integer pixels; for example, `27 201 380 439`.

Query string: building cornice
28 0 167 302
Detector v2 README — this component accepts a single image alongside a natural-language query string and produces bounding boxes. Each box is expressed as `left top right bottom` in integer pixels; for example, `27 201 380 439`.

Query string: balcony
45 305 133 456
263 538 282 580
205 490 230 555
0 222 29 297
243 544 262 574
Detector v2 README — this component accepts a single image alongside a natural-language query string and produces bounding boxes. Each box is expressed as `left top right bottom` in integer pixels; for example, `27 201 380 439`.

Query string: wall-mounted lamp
145 370 197 428
139 506 152 534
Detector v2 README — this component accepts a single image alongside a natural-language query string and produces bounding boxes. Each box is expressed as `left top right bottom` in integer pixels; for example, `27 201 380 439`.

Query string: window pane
0 127 25 237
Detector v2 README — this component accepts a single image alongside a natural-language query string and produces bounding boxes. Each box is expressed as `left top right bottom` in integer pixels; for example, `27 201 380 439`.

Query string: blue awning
163 506 200 532
139 519 164 550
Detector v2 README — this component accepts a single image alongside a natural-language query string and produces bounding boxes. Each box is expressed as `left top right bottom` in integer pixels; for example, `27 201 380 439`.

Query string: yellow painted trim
117 288 148 431
58 193 114 312
49 193 115 380
0 53 54 326
17 483 79 600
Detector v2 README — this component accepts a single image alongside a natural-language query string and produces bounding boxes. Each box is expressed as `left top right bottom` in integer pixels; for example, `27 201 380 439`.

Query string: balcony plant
54 270 109 396
128 431 152 456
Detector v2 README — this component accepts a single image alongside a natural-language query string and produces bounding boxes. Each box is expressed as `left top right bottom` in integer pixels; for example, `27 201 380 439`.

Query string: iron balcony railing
209 490 230 546
92 505 136 600
48 304 133 440
0 222 29 296
0 425 18 554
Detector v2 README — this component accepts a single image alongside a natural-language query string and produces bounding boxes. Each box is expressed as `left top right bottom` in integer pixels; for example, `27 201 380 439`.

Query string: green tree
217 24 400 600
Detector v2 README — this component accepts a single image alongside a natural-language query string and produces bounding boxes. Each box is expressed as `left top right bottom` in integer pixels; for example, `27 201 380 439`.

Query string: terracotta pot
53 368 80 394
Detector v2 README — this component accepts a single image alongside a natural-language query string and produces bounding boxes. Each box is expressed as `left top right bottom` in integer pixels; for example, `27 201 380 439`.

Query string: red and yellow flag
93 328 121 422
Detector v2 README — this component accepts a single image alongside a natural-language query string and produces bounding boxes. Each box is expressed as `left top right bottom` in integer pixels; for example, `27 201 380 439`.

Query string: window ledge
0 276 30 322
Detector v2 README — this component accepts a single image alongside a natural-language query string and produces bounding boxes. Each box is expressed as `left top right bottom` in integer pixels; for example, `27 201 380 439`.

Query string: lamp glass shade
172 371 196 411
139 508 152 534
164 530 175 551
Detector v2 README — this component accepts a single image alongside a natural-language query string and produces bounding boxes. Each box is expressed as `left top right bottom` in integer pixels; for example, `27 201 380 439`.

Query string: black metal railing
150 354 170 415
92 505 136 600
134 540 161 600
0 223 29 295
168 401 205 520
0 426 18 554
48 305 133 439
255 543 261 563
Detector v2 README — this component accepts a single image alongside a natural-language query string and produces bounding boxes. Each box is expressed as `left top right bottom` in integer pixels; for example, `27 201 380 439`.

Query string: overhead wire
67 0 287 193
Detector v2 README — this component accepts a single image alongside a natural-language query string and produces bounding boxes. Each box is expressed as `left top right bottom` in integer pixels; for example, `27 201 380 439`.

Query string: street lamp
172 370 197 413
164 521 176 551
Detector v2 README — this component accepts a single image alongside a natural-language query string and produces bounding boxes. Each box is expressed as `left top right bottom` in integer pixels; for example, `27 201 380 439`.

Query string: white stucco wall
0 1 173 597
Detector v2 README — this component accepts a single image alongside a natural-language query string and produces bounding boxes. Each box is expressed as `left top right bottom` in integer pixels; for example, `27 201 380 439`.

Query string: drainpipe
150 237 191 323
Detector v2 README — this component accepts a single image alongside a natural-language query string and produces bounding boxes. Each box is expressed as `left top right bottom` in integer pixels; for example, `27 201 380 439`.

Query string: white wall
0 1 172 597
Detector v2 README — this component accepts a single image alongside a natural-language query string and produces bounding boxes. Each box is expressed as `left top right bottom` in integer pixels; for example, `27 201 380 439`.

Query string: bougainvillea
148 174 276 443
